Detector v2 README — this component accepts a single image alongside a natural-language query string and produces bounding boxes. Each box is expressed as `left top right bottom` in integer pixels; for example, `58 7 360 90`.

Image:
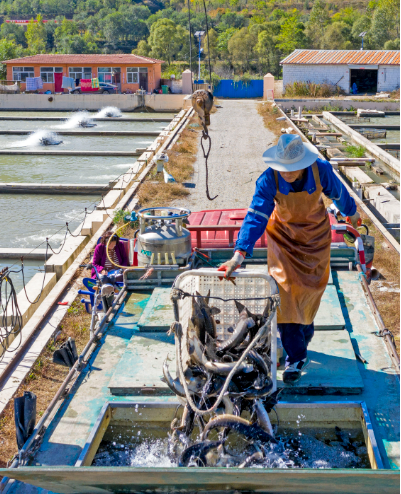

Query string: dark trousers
278 322 314 365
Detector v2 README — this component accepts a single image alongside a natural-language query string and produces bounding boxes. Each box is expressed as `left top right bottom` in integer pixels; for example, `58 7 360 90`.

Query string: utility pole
359 32 367 50
194 31 205 81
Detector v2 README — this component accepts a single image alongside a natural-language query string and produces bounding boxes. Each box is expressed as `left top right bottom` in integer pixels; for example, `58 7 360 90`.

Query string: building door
112 68 121 93
350 69 378 94
139 68 148 91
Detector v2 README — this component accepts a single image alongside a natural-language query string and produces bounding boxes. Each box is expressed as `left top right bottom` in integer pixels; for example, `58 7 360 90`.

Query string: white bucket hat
263 134 319 172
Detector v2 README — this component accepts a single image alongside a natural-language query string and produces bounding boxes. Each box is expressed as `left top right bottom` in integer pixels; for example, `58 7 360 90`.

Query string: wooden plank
315 285 345 330
1 466 397 494
108 332 175 395
137 287 173 332
277 330 364 394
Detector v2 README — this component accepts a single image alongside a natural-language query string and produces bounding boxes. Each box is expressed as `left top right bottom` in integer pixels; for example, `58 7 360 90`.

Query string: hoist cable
202 0 212 86
187 0 194 92
201 131 217 201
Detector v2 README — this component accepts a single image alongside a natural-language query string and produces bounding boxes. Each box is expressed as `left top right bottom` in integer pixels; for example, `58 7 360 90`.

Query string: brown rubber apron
266 163 331 325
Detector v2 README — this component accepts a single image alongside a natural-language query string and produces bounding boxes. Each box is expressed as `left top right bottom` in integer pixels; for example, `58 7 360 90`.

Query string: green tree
216 27 238 57
255 30 274 73
369 6 398 48
134 39 151 57
26 14 47 54
321 22 352 50
147 19 188 64
384 39 400 49
351 15 372 49
0 38 25 78
332 7 358 26
306 0 330 48
227 27 257 71
276 12 306 55
202 27 218 62
54 18 79 51
0 22 27 47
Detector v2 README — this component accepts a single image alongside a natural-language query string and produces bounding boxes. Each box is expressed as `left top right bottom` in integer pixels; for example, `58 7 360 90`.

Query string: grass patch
345 145 366 158
284 81 344 98
138 181 190 209
0 293 91 468
137 115 202 209
257 102 283 145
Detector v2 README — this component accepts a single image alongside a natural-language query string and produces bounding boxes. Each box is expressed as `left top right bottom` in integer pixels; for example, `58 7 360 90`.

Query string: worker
218 134 359 384
91 232 129 281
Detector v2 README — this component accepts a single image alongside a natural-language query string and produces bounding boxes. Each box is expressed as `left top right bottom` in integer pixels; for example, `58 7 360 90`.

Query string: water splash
92 430 369 470
95 106 122 118
56 111 95 129
7 130 63 148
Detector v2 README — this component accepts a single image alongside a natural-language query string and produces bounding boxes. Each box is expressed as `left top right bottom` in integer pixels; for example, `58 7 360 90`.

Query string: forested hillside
0 0 398 79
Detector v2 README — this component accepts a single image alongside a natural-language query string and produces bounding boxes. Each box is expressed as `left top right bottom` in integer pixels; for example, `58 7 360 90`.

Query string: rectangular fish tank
76 401 383 472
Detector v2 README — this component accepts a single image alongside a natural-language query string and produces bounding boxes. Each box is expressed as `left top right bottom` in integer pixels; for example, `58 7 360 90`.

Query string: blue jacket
235 158 356 256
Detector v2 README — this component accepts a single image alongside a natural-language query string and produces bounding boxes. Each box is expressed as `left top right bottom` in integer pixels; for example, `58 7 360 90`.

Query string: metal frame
75 400 383 470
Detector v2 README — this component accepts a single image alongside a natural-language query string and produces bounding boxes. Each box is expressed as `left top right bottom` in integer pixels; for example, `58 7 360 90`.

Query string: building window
12 66 34 81
98 67 121 84
98 67 112 83
40 67 63 83
127 67 147 84
127 67 139 84
69 67 92 82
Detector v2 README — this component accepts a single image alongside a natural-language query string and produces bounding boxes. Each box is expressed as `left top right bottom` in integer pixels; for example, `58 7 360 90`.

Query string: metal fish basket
173 268 279 391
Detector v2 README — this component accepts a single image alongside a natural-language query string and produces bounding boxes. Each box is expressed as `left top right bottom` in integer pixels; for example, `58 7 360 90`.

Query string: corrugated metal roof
281 50 400 65
3 54 164 64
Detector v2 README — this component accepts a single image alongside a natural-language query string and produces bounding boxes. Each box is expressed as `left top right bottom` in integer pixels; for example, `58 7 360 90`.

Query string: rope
200 131 217 201
20 243 50 305
0 268 23 361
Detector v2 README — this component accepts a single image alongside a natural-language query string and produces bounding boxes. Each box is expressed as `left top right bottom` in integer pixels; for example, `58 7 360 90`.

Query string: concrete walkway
176 100 276 212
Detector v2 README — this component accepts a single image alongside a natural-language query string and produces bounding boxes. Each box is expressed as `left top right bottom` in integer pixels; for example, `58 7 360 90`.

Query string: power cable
202 0 212 86
187 0 194 92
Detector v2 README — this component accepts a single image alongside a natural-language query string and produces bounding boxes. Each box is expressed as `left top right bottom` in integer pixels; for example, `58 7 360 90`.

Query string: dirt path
175 99 276 212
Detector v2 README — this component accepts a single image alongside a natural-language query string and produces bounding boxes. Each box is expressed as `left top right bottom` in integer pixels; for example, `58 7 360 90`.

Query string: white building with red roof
281 50 400 94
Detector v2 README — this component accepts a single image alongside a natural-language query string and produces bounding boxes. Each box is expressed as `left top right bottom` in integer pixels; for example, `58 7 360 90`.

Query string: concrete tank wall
0 93 186 111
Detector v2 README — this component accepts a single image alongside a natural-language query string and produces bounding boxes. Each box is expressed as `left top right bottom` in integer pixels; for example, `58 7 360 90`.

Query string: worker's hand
348 211 361 229
217 251 245 279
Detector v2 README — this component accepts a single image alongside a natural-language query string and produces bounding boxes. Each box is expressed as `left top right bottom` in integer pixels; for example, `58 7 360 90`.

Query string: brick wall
377 65 400 92
283 64 350 93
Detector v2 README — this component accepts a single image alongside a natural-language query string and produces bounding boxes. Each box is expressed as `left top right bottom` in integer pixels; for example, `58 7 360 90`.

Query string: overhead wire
202 0 213 86
187 0 194 92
